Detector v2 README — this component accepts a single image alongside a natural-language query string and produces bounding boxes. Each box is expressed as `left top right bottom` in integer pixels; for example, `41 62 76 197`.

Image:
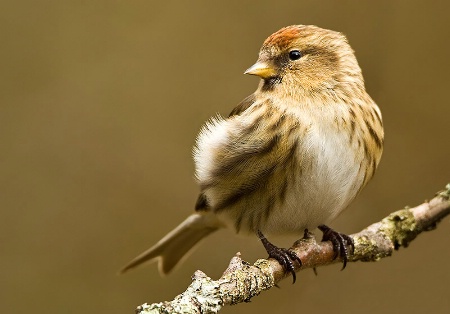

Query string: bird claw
318 225 354 269
257 230 302 283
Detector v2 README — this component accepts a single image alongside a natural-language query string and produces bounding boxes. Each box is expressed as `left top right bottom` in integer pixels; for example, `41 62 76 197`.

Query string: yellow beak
244 61 277 79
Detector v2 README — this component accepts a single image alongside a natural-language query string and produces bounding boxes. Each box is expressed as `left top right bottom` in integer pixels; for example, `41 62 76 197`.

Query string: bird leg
257 230 302 283
318 224 354 269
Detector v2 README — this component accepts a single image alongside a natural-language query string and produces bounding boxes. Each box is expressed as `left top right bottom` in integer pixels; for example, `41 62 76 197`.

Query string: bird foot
257 230 302 283
318 225 354 270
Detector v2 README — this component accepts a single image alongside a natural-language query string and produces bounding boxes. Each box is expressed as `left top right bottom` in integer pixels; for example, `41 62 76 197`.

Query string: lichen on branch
136 184 450 314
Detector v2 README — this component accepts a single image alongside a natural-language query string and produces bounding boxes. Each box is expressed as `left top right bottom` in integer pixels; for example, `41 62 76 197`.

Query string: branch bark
136 184 450 314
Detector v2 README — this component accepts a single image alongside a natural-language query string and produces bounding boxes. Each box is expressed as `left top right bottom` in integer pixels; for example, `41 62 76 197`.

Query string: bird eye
288 50 302 60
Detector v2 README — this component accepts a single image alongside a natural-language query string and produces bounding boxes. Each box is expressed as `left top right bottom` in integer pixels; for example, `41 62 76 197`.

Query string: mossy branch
135 184 450 314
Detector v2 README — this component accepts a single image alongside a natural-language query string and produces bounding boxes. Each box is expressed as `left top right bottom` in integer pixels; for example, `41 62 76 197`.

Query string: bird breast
194 98 370 235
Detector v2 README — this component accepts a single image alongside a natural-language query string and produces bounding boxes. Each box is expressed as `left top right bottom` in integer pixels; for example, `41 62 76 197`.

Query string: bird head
245 25 364 97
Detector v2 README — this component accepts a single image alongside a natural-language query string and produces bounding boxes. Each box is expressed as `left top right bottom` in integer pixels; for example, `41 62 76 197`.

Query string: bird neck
256 75 368 108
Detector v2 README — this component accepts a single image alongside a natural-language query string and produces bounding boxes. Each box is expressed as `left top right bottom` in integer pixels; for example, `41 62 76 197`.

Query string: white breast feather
192 102 364 234
193 115 228 184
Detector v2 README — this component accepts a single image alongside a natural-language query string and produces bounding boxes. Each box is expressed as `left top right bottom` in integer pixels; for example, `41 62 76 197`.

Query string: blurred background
1 1 449 313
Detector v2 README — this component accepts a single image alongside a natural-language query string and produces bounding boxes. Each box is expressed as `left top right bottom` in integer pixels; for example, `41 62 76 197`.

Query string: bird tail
120 213 220 275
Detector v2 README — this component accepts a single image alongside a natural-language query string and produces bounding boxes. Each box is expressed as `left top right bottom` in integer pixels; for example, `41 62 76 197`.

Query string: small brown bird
121 25 384 282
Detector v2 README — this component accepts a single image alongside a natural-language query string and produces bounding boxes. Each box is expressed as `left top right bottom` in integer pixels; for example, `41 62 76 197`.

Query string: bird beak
244 61 277 79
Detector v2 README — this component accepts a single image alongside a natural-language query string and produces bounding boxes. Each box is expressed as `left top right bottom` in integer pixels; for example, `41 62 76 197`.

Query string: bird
120 25 384 282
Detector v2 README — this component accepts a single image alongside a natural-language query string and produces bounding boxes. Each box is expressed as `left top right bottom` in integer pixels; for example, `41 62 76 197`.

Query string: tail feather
120 213 219 275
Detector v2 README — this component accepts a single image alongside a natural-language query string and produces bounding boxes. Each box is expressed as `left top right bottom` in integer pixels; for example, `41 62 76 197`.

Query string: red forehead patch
263 26 302 49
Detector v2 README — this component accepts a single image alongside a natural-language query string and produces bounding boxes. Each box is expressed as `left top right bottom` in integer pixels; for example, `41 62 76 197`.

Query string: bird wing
195 93 258 212
194 97 302 232
228 94 256 117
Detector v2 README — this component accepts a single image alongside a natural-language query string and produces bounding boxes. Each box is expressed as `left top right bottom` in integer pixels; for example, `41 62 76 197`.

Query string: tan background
1 1 449 313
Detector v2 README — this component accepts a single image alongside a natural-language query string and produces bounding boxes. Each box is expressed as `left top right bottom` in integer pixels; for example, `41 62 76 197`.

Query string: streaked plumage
121 25 384 275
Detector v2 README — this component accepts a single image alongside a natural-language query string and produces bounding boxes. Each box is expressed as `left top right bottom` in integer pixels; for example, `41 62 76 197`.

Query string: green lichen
437 183 450 200
380 209 418 250
221 259 274 305
353 234 387 261
253 259 274 287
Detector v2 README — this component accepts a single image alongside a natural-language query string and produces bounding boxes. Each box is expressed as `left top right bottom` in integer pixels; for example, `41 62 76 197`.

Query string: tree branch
136 184 450 314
